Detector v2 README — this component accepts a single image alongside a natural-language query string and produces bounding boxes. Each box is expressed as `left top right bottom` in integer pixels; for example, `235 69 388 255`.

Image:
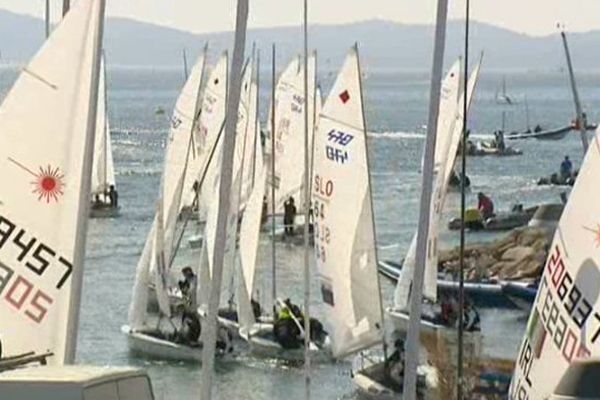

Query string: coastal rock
439 226 552 281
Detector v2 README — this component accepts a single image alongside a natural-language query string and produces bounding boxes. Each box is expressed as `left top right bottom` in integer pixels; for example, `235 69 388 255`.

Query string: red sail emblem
8 157 65 203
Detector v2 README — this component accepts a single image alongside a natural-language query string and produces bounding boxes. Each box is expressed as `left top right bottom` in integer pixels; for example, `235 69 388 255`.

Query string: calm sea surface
2 64 599 399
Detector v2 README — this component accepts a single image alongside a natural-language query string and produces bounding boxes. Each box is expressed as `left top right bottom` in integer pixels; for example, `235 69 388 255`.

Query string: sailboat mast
270 43 277 317
63 0 70 16
356 42 388 364
45 0 50 38
560 29 589 153
64 0 106 364
102 51 109 197
525 95 530 130
183 49 189 80
457 0 470 399
403 0 449 398
302 0 312 399
199 0 248 398
252 50 260 188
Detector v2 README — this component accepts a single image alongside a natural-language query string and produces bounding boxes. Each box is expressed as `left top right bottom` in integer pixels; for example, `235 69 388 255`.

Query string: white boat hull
121 325 204 362
239 324 332 363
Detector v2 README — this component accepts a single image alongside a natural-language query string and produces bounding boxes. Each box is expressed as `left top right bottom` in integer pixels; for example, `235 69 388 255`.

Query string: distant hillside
0 9 598 71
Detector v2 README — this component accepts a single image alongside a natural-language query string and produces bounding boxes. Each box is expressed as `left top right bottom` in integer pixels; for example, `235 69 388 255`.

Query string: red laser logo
8 158 65 203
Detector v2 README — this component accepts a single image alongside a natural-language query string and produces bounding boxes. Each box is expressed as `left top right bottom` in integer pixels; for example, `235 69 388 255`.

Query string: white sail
90 57 115 198
195 53 229 219
393 60 461 310
128 217 156 330
509 130 600 399
313 48 383 357
0 0 104 364
164 51 206 216
268 53 317 213
236 156 266 332
238 65 260 210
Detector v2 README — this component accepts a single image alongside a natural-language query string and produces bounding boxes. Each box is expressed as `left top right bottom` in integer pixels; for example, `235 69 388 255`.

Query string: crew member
283 197 297 237
179 266 198 311
477 192 494 220
463 300 481 332
560 155 573 180
108 185 118 208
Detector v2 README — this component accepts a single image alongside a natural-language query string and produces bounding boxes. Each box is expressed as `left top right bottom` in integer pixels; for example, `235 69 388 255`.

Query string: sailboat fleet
1 0 600 399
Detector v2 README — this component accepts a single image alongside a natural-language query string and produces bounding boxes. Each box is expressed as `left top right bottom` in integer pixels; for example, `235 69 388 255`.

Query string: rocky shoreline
439 226 552 282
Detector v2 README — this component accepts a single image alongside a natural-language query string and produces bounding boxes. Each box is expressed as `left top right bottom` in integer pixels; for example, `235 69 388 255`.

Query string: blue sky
1 0 599 36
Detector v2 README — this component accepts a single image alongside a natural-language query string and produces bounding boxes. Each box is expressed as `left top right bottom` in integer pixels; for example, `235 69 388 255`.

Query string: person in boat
477 192 495 220
462 300 481 332
178 266 198 311
251 298 262 320
387 337 405 386
91 194 103 209
283 197 297 237
273 298 303 349
108 185 118 208
216 325 234 354
560 155 573 181
534 124 542 133
496 130 505 151
449 170 471 188
175 310 201 345
437 294 458 327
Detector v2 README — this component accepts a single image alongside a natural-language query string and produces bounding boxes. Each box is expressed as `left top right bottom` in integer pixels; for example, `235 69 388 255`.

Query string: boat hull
500 281 536 311
378 260 517 309
121 325 204 362
89 205 120 219
506 125 571 140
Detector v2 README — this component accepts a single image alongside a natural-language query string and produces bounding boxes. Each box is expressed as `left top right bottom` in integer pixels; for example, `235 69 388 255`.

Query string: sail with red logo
0 0 105 364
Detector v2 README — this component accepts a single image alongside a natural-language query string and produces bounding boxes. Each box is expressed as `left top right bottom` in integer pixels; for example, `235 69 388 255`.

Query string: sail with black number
0 0 104 364
509 130 600 399
312 47 383 357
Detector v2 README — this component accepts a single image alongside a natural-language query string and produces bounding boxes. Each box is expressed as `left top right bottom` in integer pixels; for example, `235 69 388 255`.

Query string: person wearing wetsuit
283 197 297 237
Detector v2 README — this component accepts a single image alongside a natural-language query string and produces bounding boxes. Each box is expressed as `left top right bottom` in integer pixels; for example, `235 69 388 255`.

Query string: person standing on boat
560 155 573 181
283 196 297 236
462 300 481 332
477 192 494 220
178 266 198 311
388 338 406 386
108 185 118 208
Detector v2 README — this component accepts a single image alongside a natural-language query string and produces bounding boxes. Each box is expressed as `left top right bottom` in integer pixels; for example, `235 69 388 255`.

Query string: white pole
64 0 106 364
45 0 50 39
560 30 589 153
183 49 189 81
302 1 312 399
270 43 277 318
199 1 248 399
402 0 448 398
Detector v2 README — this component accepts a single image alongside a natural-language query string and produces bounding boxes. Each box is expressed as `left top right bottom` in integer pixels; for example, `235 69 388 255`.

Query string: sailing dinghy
509 129 600 399
387 58 484 350
89 56 119 218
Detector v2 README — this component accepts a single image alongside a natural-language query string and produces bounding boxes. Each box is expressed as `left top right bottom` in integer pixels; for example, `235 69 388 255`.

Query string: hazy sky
1 0 599 36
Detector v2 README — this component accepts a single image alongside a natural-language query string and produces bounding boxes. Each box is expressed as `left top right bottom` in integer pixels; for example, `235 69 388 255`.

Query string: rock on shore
439 227 552 282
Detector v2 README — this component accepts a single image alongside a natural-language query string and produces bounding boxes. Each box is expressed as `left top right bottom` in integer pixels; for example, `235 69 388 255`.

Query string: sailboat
266 52 320 244
495 76 517 105
89 56 119 218
509 128 600 399
387 58 484 346
122 51 235 362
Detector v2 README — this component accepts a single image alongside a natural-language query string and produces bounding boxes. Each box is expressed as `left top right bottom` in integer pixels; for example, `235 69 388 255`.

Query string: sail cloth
394 60 461 310
195 53 229 220
267 53 318 214
509 131 600 399
128 217 157 330
0 0 104 364
90 57 115 197
164 51 206 217
313 48 383 358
